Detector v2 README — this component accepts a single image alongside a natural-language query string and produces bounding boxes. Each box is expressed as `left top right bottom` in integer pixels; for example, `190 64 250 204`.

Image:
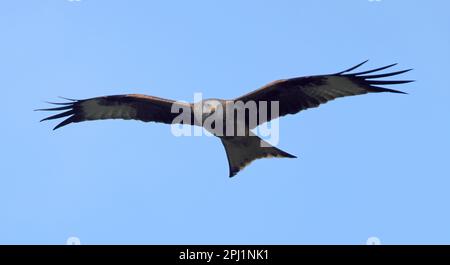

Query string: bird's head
192 99 224 127
194 99 222 117
202 100 221 114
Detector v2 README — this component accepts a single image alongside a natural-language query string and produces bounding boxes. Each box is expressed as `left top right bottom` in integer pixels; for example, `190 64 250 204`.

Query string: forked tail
220 133 296 177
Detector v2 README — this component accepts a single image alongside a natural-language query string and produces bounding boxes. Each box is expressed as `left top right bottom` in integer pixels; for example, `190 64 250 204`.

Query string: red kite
38 61 413 177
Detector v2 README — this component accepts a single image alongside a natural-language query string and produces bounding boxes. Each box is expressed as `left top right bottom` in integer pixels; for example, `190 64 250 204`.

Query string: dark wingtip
336 60 369 74
350 63 398 76
368 85 409 94
58 96 77 101
45 101 74 105
362 69 413 79
390 90 408 95
368 80 414 85
35 105 73 112
52 116 75 130
39 110 74 122
40 116 53 122
38 98 78 128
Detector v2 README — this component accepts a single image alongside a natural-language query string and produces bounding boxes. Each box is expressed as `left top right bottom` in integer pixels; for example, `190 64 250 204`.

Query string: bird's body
193 98 297 176
38 61 413 177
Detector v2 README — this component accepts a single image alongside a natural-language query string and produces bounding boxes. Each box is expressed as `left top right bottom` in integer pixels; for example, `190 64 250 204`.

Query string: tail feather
220 134 296 177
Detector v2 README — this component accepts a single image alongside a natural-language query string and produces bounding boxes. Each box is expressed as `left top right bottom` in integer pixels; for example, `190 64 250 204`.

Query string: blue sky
1 0 449 244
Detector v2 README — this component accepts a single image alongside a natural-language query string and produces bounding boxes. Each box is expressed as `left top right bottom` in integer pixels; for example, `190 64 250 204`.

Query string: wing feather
235 61 413 128
37 94 193 130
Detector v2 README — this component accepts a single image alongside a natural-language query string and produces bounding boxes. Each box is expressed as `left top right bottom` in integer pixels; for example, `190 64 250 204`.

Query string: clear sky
1 0 449 244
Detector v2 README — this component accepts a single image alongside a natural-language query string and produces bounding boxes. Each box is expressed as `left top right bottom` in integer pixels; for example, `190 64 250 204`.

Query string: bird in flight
38 61 413 177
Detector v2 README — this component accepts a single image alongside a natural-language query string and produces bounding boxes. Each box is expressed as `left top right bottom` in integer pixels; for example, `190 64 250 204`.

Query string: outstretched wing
235 61 413 127
37 94 193 130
